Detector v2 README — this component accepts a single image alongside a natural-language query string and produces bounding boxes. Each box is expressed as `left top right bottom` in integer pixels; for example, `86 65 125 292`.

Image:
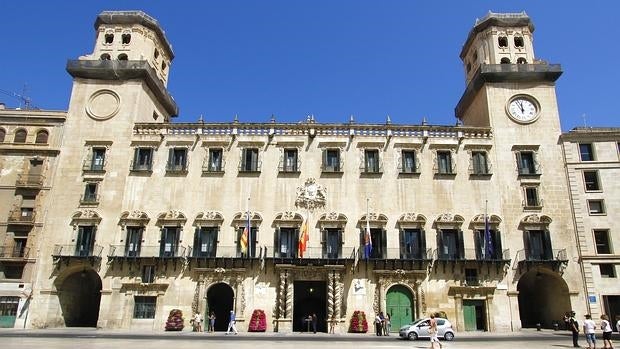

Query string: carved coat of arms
295 178 326 210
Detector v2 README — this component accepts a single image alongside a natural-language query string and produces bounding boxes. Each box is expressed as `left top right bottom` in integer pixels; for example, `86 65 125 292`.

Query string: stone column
454 294 463 332
327 271 335 321
334 272 343 319
286 271 293 319
507 290 521 331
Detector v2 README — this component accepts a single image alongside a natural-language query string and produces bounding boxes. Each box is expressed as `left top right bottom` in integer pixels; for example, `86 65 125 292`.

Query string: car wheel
407 332 418 340
443 332 454 341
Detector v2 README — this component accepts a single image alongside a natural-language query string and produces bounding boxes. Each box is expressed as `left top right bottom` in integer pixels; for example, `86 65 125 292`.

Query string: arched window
100 53 111 60
498 36 508 48
500 57 511 64
104 33 114 44
161 61 167 71
514 37 524 48
121 33 131 45
14 129 27 143
0 128 5 143
517 57 527 64
35 130 49 144
118 53 128 61
154 49 159 59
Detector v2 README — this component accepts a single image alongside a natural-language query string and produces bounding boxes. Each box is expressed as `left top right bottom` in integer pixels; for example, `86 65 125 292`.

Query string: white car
399 317 455 341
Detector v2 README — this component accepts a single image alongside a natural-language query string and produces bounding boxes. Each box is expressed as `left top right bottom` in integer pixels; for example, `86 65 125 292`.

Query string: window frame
166 147 189 173
280 148 299 173
594 229 612 254
583 170 601 192
132 147 154 172
322 148 342 173
0 128 5 143
239 148 260 172
141 265 156 284
362 149 381 174
470 150 491 176
206 148 224 173
133 296 157 319
435 150 455 175
400 149 419 174
516 150 539 176
81 182 99 204
579 143 595 162
587 199 606 215
35 130 49 144
599 264 616 278
14 129 27 143
523 185 542 209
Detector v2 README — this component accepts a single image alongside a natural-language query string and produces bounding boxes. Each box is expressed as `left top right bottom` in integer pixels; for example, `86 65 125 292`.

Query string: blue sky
1 1 618 130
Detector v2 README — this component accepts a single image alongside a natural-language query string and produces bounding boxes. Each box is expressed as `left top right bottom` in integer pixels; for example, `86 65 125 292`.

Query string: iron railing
0 246 30 259
515 248 567 263
7 209 36 224
108 245 186 258
53 244 103 258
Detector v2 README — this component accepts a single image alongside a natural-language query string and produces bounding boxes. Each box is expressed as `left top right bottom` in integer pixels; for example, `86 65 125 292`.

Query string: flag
484 214 493 259
240 212 250 255
298 215 309 258
364 219 372 259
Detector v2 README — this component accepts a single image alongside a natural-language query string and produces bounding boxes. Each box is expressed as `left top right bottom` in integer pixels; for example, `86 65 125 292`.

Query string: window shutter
137 228 143 255
399 229 406 259
474 230 482 259
322 149 327 170
523 230 531 259
274 227 280 258
167 148 174 169
457 230 465 259
337 229 343 257
381 229 387 259
437 230 444 259
420 229 427 259
133 148 139 169
543 230 553 260
516 152 523 173
494 230 503 259
294 228 300 258
193 227 200 257
321 229 327 257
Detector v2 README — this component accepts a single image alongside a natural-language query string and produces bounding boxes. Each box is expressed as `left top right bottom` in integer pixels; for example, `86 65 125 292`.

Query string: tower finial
233 114 239 123
349 114 355 124
386 115 392 125
422 116 428 126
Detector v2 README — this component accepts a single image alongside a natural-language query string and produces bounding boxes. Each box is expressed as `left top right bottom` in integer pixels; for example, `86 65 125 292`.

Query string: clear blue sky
1 1 618 130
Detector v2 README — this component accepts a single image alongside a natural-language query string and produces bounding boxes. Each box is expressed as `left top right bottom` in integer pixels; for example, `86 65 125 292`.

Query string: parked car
399 317 455 341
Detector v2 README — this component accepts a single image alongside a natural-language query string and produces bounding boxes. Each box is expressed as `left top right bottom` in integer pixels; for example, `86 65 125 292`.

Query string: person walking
601 314 614 349
569 312 581 348
226 310 238 335
429 314 442 349
384 313 391 336
584 314 597 349
375 313 382 336
208 312 215 333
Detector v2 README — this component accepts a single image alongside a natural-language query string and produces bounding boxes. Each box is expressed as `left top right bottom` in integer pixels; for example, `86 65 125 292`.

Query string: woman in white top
583 314 597 349
600 314 613 349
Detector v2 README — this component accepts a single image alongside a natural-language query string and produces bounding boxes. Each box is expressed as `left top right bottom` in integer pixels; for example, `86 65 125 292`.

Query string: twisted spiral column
278 271 286 319
327 272 335 320
286 272 293 318
334 272 343 319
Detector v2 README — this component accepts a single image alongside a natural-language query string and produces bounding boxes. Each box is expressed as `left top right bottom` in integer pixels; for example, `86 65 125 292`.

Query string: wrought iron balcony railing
433 248 510 261
515 248 567 263
52 244 103 258
0 246 30 259
108 245 186 259
7 209 36 224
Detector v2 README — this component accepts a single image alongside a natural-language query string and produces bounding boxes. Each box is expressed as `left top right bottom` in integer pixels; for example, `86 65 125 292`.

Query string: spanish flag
240 212 250 255
298 215 309 258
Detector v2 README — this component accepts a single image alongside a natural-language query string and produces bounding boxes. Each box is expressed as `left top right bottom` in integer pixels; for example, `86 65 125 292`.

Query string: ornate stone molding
317 212 347 229
470 214 502 229
155 210 187 226
193 211 224 228
397 213 427 228
232 211 263 229
119 210 150 230
358 213 388 228
273 211 304 227
70 209 102 229
295 178 327 210
120 282 169 295
434 213 465 229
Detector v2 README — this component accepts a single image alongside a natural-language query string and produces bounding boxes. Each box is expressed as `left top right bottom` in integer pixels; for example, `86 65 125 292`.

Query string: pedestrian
311 313 317 333
208 311 215 333
375 313 382 336
569 311 580 348
193 312 202 332
584 314 597 349
226 310 238 335
429 314 442 349
384 313 391 336
601 314 614 349
379 312 385 336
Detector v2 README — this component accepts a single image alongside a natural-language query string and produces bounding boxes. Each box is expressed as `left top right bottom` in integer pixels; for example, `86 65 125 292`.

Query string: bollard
536 323 541 331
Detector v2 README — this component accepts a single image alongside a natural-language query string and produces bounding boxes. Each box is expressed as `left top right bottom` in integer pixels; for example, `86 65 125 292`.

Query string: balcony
0 246 30 260
514 248 568 273
187 245 268 269
266 246 355 267
130 160 153 173
52 244 103 266
166 161 189 175
108 245 187 259
433 248 511 273
7 209 36 225
15 174 44 189
82 158 107 173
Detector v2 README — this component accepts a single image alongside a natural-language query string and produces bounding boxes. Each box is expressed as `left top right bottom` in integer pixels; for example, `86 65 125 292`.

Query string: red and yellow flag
298 216 309 257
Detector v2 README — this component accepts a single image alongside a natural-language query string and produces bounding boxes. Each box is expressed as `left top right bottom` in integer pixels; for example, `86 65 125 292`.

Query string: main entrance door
57 269 102 327
206 283 234 331
386 285 414 332
293 281 327 332
463 300 486 331
517 269 571 328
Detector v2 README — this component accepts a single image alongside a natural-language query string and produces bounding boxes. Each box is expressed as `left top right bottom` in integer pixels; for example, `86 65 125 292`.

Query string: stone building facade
0 106 66 328
561 128 620 325
2 11 590 332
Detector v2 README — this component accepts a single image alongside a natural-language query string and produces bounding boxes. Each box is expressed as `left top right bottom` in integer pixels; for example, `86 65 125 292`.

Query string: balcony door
401 229 425 259
324 228 342 259
160 227 179 257
437 229 463 260
194 227 218 257
525 230 552 260
125 227 143 257
276 227 298 258
75 226 95 257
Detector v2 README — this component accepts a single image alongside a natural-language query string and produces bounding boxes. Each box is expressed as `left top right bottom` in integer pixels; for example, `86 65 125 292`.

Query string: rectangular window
516 151 537 175
471 151 490 175
282 149 299 172
594 230 612 254
13 238 27 258
526 230 553 260
141 265 155 284
439 229 460 259
323 149 341 172
133 296 156 319
91 148 106 171
241 148 259 172
132 148 153 171
0 297 19 318
599 264 616 278
363 149 380 173
401 229 423 259
82 183 98 203
160 227 180 257
367 228 385 259
194 227 218 257
278 227 298 258
125 227 143 257
167 148 188 172
207 148 223 172
20 207 34 218
579 143 595 161
588 200 606 215
325 228 341 259
583 171 600 191
524 187 540 207
401 150 417 174
437 151 453 174
75 226 96 257
465 268 479 286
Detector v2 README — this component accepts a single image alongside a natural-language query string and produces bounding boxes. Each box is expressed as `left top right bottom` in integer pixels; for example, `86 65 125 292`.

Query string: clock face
507 96 539 123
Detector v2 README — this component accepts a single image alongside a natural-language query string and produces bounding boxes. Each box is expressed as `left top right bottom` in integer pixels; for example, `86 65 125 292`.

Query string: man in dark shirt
568 311 580 348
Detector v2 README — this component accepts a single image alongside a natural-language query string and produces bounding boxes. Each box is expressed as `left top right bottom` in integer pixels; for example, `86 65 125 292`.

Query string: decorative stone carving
327 272 335 320
522 214 552 224
156 210 187 226
119 210 150 229
278 271 286 318
71 209 102 229
295 178 327 210
286 273 293 318
194 211 224 227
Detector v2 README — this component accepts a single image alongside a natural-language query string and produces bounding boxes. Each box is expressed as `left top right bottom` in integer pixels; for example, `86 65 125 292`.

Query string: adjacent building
0 10 600 332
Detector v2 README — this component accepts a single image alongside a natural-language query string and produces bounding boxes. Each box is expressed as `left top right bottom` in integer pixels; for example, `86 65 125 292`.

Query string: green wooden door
386 285 414 332
0 297 19 328
463 300 477 331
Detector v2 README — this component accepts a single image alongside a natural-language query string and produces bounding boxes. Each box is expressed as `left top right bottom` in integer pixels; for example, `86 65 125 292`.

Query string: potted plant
165 309 185 331
248 309 267 332
349 310 368 333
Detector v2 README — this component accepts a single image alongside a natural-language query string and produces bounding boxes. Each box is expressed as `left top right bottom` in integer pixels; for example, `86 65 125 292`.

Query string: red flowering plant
248 309 267 332
164 309 185 331
349 310 368 333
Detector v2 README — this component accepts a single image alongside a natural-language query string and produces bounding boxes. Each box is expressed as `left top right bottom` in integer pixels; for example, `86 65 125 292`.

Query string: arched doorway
517 269 571 328
386 285 415 332
206 283 234 331
58 269 102 327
